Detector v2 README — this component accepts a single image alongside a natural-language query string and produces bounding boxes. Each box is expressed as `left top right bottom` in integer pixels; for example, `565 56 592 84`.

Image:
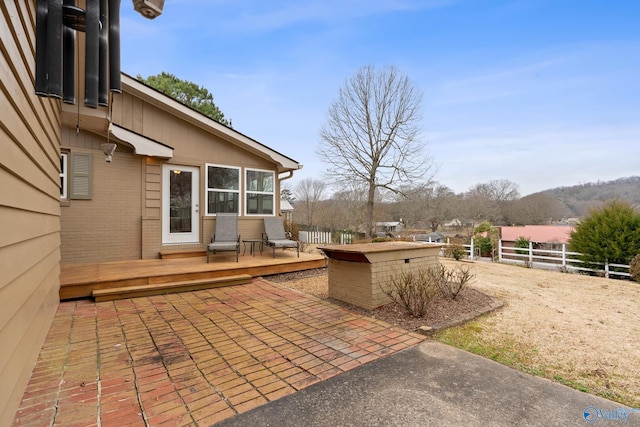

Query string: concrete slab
217 341 639 427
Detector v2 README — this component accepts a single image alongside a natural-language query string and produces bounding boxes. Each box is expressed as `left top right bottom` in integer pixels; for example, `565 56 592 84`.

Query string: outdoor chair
207 213 240 262
263 217 300 258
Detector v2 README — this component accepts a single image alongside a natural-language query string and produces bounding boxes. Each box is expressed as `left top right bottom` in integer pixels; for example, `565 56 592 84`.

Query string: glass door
162 165 200 244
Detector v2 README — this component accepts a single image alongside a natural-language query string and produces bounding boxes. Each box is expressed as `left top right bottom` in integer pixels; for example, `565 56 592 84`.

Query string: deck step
92 274 252 302
160 249 206 259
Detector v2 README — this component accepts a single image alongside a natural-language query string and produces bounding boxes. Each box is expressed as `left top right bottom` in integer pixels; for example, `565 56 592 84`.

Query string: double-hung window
206 164 240 215
245 169 274 216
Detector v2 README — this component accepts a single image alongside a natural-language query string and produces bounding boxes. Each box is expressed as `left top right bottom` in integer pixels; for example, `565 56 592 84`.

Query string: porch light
102 143 117 162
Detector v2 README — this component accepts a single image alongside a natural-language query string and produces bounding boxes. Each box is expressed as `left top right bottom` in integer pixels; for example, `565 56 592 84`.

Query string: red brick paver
12 279 425 426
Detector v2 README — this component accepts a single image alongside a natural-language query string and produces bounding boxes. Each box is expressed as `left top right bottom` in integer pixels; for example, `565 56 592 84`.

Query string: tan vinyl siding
113 92 276 170
1 0 62 424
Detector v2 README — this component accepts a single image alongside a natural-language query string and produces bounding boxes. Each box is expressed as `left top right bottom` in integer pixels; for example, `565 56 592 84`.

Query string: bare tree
487 179 520 225
462 184 501 227
294 178 326 229
462 180 520 226
317 65 434 238
321 182 369 234
391 182 454 231
425 184 456 232
487 179 520 203
506 193 567 225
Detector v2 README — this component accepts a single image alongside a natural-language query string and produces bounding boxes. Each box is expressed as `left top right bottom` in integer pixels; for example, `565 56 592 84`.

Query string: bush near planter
444 244 467 260
383 265 475 317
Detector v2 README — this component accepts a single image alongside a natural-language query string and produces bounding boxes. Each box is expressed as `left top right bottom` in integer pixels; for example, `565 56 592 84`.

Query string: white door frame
162 165 200 244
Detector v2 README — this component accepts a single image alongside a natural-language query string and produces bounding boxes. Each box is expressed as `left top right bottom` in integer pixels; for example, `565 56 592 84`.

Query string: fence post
562 244 566 267
469 238 474 260
498 239 503 262
605 261 610 279
528 241 533 265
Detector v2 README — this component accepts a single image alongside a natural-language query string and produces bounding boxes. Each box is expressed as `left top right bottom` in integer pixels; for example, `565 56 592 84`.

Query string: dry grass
266 257 640 407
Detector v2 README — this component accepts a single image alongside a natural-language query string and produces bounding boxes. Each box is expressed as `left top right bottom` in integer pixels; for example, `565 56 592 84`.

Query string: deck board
92 274 253 302
60 250 326 300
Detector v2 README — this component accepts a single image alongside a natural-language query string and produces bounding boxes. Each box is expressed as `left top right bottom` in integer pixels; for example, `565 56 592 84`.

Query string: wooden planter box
319 242 442 310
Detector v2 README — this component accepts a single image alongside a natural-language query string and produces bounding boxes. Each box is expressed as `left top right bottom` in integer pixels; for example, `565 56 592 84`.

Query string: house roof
500 225 574 244
121 73 303 173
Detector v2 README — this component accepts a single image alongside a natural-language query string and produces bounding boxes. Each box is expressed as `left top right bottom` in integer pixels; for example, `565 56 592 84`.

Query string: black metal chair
207 213 240 262
263 217 299 258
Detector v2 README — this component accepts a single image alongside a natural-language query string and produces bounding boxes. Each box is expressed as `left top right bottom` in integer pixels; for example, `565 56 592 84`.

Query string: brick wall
328 260 373 309
327 245 441 310
60 132 143 263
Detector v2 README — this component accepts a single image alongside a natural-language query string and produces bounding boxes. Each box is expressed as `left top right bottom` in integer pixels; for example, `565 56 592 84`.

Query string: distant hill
539 176 640 218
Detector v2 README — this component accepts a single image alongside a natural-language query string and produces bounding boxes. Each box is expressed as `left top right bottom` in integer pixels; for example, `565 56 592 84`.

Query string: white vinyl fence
435 238 631 279
299 230 353 245
497 241 631 279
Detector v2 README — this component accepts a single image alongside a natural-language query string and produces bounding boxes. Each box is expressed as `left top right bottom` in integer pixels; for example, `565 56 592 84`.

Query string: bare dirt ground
264 258 640 406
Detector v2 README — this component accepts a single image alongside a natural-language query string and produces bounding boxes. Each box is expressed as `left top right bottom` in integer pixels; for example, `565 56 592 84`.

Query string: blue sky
120 0 640 196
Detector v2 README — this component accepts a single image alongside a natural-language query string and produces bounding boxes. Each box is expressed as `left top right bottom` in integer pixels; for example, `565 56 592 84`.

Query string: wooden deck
59 249 327 300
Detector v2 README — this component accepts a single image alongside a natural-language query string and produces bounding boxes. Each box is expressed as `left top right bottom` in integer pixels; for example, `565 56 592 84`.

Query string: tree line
285 177 569 234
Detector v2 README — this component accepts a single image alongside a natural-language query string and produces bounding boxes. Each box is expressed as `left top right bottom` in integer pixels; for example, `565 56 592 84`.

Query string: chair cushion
267 239 298 248
208 242 238 250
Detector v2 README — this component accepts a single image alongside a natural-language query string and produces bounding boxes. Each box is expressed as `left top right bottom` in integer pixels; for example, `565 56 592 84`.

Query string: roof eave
120 73 302 172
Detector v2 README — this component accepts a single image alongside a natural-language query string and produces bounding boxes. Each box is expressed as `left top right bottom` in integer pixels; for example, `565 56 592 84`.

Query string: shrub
569 200 640 268
433 264 475 300
631 254 640 282
285 219 299 241
476 236 493 257
443 244 467 260
383 264 476 317
514 236 531 255
383 268 439 317
473 222 498 259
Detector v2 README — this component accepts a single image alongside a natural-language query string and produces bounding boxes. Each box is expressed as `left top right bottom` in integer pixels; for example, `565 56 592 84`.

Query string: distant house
500 225 574 249
444 219 463 228
375 221 404 236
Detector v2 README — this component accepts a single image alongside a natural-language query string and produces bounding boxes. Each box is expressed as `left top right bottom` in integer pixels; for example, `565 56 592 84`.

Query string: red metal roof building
500 225 575 244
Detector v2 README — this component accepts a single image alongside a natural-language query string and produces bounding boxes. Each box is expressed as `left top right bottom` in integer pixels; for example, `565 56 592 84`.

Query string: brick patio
12 279 425 426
